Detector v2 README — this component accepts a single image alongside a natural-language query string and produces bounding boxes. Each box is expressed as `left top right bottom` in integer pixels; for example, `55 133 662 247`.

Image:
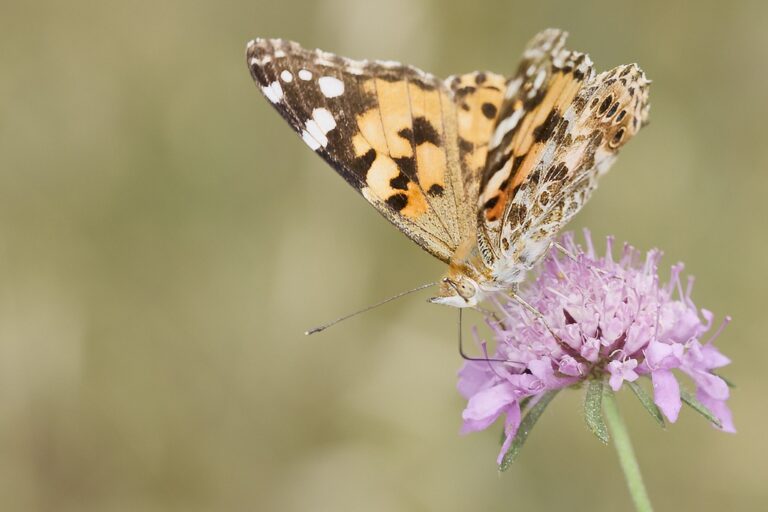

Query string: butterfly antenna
304 282 437 335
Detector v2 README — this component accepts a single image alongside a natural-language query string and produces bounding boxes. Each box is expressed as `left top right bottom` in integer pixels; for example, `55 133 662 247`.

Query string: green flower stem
602 387 654 512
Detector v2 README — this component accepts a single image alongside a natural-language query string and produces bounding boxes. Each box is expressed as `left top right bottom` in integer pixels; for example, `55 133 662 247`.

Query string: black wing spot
393 156 416 177
397 127 414 141
412 117 440 145
386 193 408 211
483 196 499 210
610 127 626 148
598 95 613 115
615 110 627 123
475 72 487 85
455 85 476 96
389 173 409 190
481 102 498 119
427 184 444 196
352 149 377 177
511 154 526 173
605 101 620 119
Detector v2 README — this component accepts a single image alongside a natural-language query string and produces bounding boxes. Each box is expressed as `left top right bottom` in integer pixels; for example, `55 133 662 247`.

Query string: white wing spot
280 70 293 82
304 120 328 148
312 108 336 133
302 130 321 150
298 69 312 80
300 108 337 151
504 77 522 99
490 110 524 149
318 76 344 98
262 81 283 103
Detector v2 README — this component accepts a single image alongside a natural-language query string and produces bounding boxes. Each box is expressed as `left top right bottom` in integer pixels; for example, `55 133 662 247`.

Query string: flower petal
700 343 731 369
457 361 496 399
696 389 736 433
652 369 681 422
461 382 517 433
645 341 683 370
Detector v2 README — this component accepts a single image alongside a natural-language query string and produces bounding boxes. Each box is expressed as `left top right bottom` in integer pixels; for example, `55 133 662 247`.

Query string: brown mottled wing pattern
482 31 651 282
247 38 483 262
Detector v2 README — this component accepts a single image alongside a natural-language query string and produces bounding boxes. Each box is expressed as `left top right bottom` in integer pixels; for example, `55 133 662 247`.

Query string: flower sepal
497 391 559 471
584 378 609 444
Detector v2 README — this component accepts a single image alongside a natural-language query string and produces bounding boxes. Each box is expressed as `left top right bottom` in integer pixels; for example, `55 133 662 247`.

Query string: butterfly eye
609 127 626 148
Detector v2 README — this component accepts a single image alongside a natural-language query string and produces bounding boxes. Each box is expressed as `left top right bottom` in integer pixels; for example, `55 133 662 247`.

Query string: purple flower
458 231 735 462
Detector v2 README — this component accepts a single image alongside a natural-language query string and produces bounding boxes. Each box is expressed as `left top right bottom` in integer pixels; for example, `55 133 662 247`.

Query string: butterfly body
247 29 650 308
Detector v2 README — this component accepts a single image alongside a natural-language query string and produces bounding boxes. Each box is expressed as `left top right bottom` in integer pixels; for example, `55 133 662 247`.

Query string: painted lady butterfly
247 29 649 308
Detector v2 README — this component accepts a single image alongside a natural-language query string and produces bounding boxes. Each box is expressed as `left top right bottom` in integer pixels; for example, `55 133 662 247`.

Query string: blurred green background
1 0 766 510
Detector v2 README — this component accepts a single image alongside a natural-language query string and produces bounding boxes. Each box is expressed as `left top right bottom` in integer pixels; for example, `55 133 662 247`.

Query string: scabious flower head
458 230 734 464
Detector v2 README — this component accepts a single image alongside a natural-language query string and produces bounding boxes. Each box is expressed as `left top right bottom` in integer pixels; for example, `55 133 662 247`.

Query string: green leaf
680 388 722 428
498 391 559 471
627 381 666 428
584 379 609 444
710 371 736 388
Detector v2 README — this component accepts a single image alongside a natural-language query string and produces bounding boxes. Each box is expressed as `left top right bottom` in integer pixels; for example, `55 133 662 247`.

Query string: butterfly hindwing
484 37 651 281
476 30 594 256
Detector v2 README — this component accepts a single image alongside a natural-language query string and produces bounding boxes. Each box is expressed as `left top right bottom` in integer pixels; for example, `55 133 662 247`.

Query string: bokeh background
1 0 767 510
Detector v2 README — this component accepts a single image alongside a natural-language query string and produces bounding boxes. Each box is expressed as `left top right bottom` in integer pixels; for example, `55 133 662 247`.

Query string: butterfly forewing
247 38 505 262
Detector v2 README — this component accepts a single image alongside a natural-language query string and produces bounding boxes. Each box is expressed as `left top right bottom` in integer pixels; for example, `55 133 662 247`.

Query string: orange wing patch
354 77 460 236
447 71 506 206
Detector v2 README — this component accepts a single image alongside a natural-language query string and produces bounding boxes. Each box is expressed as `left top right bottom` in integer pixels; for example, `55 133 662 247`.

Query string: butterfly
246 29 650 308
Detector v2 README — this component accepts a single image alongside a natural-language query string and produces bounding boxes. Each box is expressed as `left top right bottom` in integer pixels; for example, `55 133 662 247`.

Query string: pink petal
457 362 496 399
646 341 683 370
693 371 729 401
652 369 681 422
700 344 731 369
697 389 736 433
461 382 516 433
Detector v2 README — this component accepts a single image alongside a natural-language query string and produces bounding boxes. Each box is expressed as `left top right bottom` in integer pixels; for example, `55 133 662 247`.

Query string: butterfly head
429 275 482 308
